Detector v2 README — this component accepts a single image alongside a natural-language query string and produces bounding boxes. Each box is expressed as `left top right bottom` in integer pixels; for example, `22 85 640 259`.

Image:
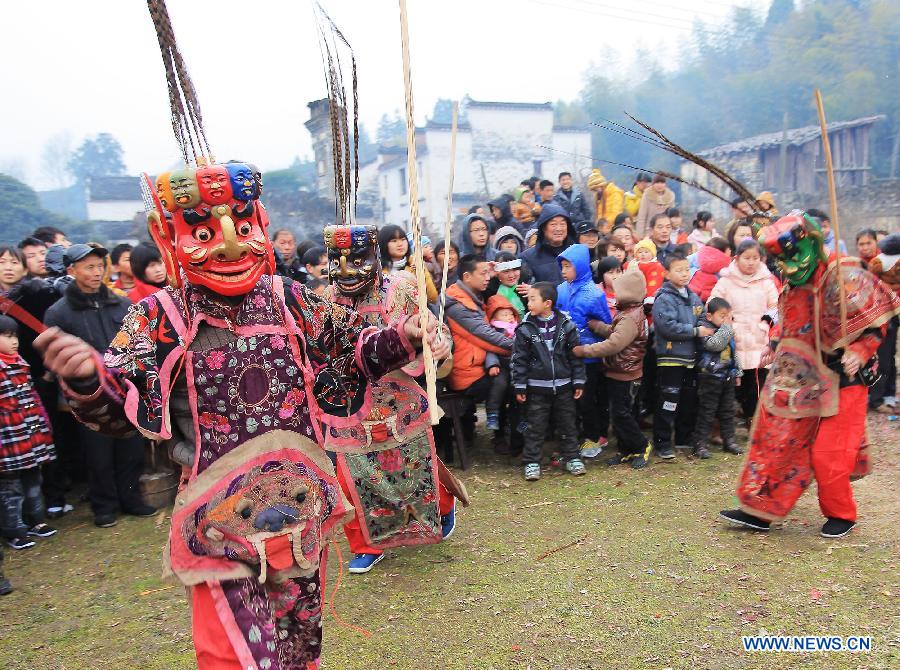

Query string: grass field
1 413 898 670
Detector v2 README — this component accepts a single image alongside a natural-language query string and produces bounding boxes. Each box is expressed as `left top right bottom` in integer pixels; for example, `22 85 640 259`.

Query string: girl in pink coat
710 239 779 424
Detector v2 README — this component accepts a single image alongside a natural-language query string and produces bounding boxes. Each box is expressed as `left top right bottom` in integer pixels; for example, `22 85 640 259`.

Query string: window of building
399 167 407 195
532 159 543 178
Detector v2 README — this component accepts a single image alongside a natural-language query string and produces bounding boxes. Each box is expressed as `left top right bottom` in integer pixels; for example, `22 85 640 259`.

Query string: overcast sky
1 0 771 189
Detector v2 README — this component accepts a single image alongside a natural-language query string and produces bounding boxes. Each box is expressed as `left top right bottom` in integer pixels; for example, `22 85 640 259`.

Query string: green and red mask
323 225 379 297
141 162 274 296
759 211 828 286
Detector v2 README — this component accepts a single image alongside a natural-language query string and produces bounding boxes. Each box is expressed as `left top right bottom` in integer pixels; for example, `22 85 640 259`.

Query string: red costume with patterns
721 213 900 532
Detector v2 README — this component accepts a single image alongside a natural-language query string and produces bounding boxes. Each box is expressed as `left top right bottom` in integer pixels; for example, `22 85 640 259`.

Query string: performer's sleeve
329 300 416 381
61 299 165 439
846 324 886 364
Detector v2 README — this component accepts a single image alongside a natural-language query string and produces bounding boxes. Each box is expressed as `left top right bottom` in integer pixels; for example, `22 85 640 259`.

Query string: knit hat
587 168 607 191
756 191 777 210
633 238 657 258
485 293 519 322
514 186 530 203
613 261 647 306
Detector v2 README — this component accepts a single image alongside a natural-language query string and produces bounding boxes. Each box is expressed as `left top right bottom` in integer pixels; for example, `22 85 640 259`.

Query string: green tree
0 173 85 245
376 111 406 147
67 133 126 183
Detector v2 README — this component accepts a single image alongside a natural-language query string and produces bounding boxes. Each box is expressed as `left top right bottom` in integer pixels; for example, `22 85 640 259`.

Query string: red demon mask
142 162 274 296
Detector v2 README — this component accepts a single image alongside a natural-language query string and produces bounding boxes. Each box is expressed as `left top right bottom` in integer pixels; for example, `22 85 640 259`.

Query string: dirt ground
1 412 898 670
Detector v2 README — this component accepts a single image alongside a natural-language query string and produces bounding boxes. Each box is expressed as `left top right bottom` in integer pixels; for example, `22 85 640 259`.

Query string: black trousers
76 425 146 516
640 340 657 416
652 365 698 450
0 468 44 539
869 316 898 407
486 361 511 415
577 362 609 442
692 374 737 448
522 387 579 465
737 368 768 422
607 378 646 456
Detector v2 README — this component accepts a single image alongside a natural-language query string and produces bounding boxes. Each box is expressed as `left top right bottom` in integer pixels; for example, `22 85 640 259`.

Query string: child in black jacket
690 297 743 459
512 282 586 480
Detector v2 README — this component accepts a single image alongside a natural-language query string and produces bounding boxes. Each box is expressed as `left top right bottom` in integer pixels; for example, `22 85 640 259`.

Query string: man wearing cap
576 220 601 253
43 244 155 528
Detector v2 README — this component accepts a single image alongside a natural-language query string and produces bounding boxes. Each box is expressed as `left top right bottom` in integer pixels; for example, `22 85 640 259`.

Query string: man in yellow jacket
587 169 625 234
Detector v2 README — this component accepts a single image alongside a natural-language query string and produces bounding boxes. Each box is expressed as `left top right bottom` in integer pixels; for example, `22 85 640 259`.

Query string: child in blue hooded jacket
557 243 613 457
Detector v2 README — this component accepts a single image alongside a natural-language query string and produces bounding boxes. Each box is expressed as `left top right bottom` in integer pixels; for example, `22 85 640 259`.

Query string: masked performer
322 225 466 574
720 212 900 538
33 3 450 667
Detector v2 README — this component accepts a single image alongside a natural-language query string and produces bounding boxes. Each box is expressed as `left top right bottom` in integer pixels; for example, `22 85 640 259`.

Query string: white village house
307 97 592 235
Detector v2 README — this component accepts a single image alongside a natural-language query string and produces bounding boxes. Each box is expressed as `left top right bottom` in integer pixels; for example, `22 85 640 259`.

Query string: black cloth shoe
719 509 770 531
123 504 157 518
6 537 36 550
94 514 118 528
630 454 648 469
605 454 631 466
0 577 12 595
657 447 676 460
27 524 57 538
693 446 712 459
821 518 856 538
723 443 744 455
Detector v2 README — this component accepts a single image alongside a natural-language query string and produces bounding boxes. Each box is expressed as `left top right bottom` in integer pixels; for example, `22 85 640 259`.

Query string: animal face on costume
143 161 274 296
186 462 337 579
759 211 827 287
323 224 379 296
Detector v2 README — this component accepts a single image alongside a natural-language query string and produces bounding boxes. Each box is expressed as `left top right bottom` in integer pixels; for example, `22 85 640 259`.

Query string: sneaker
45 503 74 520
348 552 385 574
94 514 118 528
657 447 676 460
580 440 603 459
123 504 157 518
723 442 744 455
6 537 35 550
821 518 856 538
0 578 11 596
718 509 771 532
27 524 57 538
523 463 541 481
485 412 500 431
693 446 712 460
565 459 587 476
883 396 897 408
440 503 456 540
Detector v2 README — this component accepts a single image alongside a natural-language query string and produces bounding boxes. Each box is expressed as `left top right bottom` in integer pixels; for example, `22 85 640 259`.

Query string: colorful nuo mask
323 225 379 297
143 161 274 296
759 211 829 287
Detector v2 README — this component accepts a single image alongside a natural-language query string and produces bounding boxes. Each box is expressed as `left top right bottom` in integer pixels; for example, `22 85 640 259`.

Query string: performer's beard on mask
145 162 274 297
323 225 380 298
760 211 829 287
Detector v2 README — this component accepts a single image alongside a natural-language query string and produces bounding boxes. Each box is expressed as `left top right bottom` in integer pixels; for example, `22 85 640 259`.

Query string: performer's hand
573 388 583 400
516 393 527 404
841 350 863 378
759 346 776 367
34 327 97 380
488 366 500 377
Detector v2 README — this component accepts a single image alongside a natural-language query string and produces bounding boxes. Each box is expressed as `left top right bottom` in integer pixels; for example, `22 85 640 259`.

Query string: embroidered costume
720 213 900 535
322 225 465 561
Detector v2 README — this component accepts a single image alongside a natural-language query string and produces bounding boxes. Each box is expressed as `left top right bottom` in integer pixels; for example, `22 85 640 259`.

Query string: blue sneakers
441 503 456 539
348 552 385 574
